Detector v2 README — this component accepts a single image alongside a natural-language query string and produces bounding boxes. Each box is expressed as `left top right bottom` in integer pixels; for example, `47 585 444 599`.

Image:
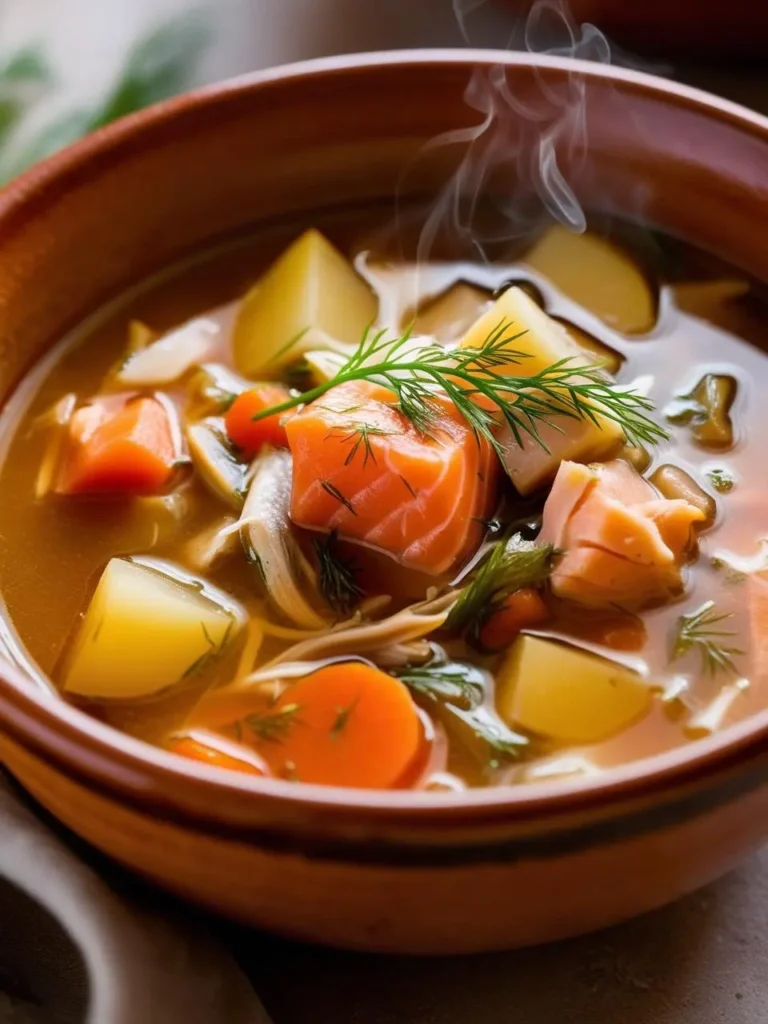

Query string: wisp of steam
412 0 666 267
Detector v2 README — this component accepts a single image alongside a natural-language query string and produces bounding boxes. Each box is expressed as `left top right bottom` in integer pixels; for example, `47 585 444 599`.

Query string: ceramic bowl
0 52 767 954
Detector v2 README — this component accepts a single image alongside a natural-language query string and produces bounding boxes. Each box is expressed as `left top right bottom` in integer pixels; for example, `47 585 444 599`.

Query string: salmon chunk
540 459 705 607
286 380 498 575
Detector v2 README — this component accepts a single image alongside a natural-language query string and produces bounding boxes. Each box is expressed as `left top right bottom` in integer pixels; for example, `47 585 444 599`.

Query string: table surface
2 2 767 1022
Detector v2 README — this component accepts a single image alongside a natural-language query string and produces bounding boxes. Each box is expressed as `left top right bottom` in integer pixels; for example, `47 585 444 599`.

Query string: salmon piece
540 459 706 607
286 380 498 575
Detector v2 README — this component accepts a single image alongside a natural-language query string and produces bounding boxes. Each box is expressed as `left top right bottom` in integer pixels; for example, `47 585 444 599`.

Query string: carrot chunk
286 380 498 576
242 661 424 789
479 588 549 651
56 395 179 495
224 383 292 457
170 734 265 776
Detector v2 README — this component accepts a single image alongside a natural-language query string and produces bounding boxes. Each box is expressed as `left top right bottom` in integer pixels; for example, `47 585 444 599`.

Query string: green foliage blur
0 12 209 184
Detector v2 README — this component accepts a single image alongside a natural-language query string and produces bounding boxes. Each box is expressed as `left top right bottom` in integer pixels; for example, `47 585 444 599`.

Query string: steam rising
413 0 664 265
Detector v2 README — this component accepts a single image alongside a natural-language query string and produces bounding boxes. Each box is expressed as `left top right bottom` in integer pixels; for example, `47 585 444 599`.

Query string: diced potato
412 283 492 342
62 558 244 700
496 634 652 743
233 229 378 377
303 348 349 386
557 319 624 375
460 287 624 494
522 226 656 334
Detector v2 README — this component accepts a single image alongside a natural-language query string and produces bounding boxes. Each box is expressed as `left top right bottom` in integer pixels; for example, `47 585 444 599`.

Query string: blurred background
1 2 768 1023
1 0 768 187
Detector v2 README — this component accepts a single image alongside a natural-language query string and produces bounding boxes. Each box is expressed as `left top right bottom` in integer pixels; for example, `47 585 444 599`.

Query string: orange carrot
56 395 179 495
241 662 424 788
225 384 292 457
169 734 265 776
479 588 549 651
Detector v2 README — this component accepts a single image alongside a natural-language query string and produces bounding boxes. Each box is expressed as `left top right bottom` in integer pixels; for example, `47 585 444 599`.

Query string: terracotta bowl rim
1 49 768 830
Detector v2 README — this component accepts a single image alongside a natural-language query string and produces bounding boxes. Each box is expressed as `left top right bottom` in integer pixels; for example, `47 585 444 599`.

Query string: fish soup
0 209 765 791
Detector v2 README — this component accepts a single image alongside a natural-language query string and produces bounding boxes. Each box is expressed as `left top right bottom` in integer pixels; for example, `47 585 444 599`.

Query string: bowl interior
1 51 768 824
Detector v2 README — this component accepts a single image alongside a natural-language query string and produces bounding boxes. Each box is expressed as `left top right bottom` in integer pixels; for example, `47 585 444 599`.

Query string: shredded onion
239 448 328 629
117 318 219 386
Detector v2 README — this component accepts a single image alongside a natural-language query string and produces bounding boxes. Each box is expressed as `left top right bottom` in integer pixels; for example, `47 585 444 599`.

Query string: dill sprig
315 529 365 616
394 660 528 763
394 662 486 710
329 697 360 739
245 703 303 744
445 539 556 641
328 423 396 468
671 600 744 677
251 321 667 455
320 480 356 515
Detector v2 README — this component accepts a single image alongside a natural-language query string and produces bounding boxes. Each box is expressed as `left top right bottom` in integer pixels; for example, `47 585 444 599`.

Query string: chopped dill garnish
671 600 744 677
394 662 485 710
329 697 360 739
329 423 395 468
321 480 357 515
445 538 556 641
315 529 364 616
180 618 231 680
250 322 668 455
245 703 303 744
706 466 735 494
399 474 417 498
395 659 528 764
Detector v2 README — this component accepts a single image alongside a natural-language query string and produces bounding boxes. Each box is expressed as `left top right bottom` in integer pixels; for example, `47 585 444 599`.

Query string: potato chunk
62 558 244 700
459 286 624 494
233 229 378 377
413 283 492 342
522 225 656 334
496 634 652 743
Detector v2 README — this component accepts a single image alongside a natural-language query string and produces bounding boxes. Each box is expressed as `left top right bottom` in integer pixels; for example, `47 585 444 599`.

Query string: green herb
706 467 735 493
0 14 209 184
445 539 556 640
671 601 743 677
250 322 667 456
399 475 417 498
181 619 231 681
329 697 360 739
321 480 356 515
0 47 53 145
329 423 395 468
394 662 486 710
394 660 528 765
445 704 529 765
315 529 364 616
245 703 303 744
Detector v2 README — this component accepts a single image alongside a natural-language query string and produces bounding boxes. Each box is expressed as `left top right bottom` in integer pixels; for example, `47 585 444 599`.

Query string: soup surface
0 208 765 791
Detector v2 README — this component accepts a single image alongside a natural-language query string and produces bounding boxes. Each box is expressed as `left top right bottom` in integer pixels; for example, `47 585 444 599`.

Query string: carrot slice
224 384 292 457
169 734 265 776
479 588 549 651
243 662 424 788
56 395 179 495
